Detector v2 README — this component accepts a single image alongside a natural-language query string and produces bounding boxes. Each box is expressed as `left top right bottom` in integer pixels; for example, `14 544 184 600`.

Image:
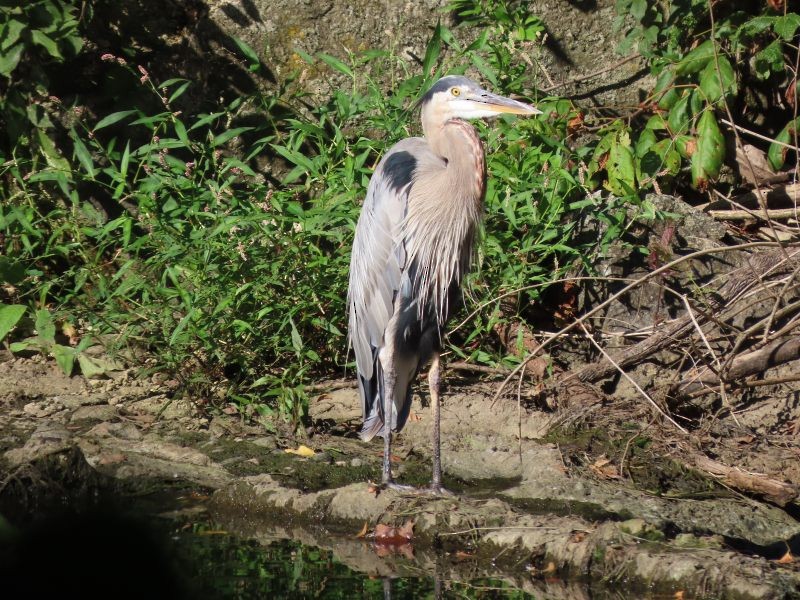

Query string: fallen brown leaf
569 530 587 543
674 591 685 600
454 550 475 560
590 455 620 480
373 451 402 464
567 113 584 136
97 453 127 466
355 522 369 539
373 519 414 544
776 550 794 564
408 412 423 422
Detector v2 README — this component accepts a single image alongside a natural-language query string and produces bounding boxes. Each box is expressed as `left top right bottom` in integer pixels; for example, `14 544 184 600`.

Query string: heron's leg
381 364 396 485
379 351 414 491
428 353 452 495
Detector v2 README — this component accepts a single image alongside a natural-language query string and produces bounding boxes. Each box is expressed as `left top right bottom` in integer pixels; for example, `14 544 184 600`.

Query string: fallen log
677 336 800 397
691 454 799 507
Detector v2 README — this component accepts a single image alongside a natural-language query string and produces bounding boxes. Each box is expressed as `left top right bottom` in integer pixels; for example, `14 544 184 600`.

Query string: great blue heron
348 75 540 494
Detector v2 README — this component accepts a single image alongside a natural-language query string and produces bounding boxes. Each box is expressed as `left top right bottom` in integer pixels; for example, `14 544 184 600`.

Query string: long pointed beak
473 90 542 116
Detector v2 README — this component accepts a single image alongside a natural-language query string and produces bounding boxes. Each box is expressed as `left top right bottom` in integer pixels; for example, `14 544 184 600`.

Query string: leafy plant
611 0 800 191
0 0 664 421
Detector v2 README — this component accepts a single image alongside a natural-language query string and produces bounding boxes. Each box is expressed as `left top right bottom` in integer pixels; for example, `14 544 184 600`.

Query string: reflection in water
174 520 538 598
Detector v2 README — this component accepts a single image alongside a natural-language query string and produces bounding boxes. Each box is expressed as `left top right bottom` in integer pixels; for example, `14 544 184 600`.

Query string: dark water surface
173 522 535 599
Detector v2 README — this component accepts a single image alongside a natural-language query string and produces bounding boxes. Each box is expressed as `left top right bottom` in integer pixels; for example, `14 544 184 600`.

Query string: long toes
427 485 455 497
382 481 419 493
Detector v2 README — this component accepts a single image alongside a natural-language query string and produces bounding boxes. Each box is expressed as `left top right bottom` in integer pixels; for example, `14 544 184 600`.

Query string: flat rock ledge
211 475 800 600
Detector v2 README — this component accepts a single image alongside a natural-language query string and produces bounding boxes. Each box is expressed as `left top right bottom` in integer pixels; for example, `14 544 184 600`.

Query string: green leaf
691 110 725 189
0 42 24 77
174 118 190 146
168 81 191 103
675 40 715 77
698 55 737 104
0 256 26 284
77 353 119 379
289 317 303 357
35 309 56 343
52 344 75 376
231 36 260 66
119 140 131 178
667 92 692 134
212 126 254 147
37 128 71 172
30 29 61 58
271 144 313 171
1 19 25 52
654 68 678 110
774 14 800 40
422 22 443 76
94 110 137 131
70 129 96 178
767 117 799 171
753 40 784 80
318 53 353 78
605 137 636 196
630 0 647 21
0 304 26 342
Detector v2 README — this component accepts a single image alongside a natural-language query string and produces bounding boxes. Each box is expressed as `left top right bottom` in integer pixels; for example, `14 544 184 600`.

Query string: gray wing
348 138 446 426
348 139 421 378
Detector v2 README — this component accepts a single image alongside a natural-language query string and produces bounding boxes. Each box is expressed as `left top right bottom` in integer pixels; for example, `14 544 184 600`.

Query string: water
173 522 535 599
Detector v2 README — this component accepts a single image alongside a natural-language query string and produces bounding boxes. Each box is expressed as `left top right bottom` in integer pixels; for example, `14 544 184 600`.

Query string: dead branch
708 207 800 221
677 336 800 397
566 247 800 385
709 183 800 211
691 454 798 506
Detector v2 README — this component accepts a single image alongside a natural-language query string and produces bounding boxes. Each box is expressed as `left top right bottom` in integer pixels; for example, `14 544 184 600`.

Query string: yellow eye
450 87 460 96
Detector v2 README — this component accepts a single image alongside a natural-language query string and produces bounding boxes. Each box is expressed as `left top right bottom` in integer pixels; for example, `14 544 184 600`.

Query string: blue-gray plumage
347 75 540 494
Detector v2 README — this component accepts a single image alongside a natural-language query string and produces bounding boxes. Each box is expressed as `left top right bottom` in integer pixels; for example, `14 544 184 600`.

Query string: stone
70 405 118 423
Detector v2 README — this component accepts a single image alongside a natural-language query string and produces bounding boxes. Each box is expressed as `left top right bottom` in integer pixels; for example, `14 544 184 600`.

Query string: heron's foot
426 484 454 497
378 479 419 494
373 479 454 496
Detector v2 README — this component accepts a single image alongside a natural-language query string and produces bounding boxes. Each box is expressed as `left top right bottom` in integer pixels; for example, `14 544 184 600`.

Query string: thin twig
540 53 642 93
687 373 800 398
719 118 800 152
578 321 687 433
680 294 740 426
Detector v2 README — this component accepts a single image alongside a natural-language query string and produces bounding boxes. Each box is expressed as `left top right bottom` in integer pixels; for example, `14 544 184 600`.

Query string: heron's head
419 75 541 133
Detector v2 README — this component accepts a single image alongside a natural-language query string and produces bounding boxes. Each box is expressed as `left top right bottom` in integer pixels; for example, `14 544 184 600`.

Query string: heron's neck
430 119 486 203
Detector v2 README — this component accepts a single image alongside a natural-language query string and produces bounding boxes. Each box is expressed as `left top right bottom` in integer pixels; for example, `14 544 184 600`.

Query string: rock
251 436 276 448
311 451 333 464
87 421 142 441
70 405 118 423
349 458 363 468
4 423 74 467
619 517 648 536
23 400 63 418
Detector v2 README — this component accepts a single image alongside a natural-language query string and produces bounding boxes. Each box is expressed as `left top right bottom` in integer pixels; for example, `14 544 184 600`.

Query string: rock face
84 0 646 108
